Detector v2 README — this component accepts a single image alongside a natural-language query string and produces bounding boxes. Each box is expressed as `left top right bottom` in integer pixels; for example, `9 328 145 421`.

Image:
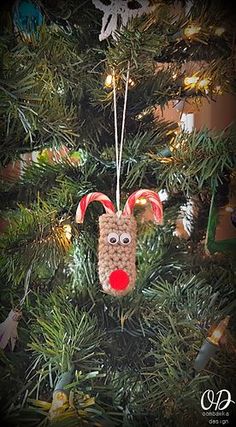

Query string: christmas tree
0 1 236 426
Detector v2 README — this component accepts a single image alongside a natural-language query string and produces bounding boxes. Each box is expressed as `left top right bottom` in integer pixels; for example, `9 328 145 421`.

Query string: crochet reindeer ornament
76 190 163 296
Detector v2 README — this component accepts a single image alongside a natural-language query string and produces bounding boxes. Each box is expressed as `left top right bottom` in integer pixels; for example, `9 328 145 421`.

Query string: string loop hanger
112 61 130 214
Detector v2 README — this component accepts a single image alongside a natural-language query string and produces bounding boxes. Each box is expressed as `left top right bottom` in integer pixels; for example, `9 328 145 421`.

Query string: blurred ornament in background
0 309 22 351
158 189 169 202
69 149 87 166
92 0 155 41
205 176 236 255
174 198 198 240
12 0 44 42
37 146 69 164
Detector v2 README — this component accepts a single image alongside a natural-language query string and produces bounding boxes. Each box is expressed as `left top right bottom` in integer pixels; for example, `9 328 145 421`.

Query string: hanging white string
112 68 119 211
119 62 130 179
112 61 130 213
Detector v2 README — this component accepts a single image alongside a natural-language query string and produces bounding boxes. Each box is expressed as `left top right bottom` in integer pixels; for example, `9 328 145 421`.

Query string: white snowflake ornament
92 0 155 41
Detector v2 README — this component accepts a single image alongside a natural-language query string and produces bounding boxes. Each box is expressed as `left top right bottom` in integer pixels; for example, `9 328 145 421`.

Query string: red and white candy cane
123 189 163 223
75 192 115 224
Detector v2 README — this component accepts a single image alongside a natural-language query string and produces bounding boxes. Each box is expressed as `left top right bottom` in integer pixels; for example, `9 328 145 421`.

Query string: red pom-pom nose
109 269 130 291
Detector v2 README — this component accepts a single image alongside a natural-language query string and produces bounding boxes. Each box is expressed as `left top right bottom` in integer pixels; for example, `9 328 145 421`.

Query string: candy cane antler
123 189 163 223
76 192 115 223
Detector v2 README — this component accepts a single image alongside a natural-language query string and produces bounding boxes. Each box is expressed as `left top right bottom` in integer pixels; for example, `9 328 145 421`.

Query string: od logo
201 389 235 411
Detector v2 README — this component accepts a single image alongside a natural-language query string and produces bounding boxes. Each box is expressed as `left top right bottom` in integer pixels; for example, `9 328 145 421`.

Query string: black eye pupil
123 238 129 243
110 237 116 243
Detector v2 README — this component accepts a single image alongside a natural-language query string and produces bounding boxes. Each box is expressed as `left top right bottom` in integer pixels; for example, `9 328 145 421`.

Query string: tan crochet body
98 214 137 296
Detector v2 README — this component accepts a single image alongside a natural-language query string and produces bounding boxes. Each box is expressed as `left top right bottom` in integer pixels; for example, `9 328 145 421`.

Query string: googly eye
120 232 132 245
107 232 119 245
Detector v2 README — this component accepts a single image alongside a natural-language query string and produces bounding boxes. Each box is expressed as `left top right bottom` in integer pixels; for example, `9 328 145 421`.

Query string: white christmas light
105 74 113 88
215 27 225 36
184 24 201 38
184 75 199 86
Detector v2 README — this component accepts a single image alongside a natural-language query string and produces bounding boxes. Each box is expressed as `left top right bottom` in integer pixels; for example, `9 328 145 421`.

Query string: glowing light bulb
54 391 67 401
184 24 201 38
184 76 199 87
215 27 225 36
197 78 210 90
63 224 72 241
104 74 113 88
208 316 230 346
170 139 181 151
135 198 147 206
49 391 68 419
57 85 64 95
129 78 135 87
214 85 223 95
